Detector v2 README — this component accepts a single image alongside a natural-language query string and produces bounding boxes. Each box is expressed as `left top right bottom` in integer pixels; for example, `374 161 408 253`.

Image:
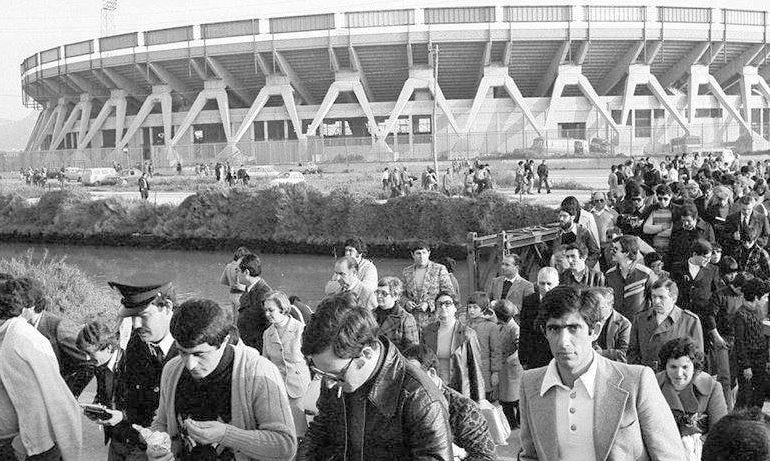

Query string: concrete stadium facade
17 4 770 167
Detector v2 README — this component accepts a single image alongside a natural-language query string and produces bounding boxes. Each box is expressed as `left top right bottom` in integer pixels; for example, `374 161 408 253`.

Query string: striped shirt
605 263 656 321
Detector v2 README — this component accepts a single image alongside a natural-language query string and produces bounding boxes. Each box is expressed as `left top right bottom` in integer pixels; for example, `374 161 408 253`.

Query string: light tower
101 0 118 37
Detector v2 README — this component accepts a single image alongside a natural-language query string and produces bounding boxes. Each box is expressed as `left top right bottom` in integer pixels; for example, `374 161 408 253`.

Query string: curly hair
658 337 704 371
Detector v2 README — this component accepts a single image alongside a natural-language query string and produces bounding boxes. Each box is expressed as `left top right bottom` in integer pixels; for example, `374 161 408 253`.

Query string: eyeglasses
593 199 605 203
308 357 356 384
631 197 643 202
374 289 391 297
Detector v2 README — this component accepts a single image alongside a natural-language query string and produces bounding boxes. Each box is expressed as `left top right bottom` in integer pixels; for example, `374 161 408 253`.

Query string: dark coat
298 338 452 461
668 218 715 275
656 371 728 435
236 277 272 352
518 292 552 370
556 226 600 269
36 311 93 397
597 310 632 363
724 210 770 249
112 331 178 448
672 263 721 334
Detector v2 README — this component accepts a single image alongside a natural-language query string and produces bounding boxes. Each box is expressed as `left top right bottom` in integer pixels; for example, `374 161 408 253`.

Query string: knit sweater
152 344 297 461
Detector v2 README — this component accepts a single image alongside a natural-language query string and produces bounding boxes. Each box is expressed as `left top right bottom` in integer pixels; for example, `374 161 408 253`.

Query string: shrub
0 250 119 325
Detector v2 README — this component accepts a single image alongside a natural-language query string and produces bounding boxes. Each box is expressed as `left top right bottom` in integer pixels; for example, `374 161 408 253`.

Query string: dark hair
438 257 457 273
77 320 119 352
560 196 581 218
233 246 251 261
14 277 48 313
377 276 404 298
336 255 359 273
643 252 662 267
655 184 672 196
539 286 603 333
409 240 431 253
289 295 301 304
434 290 457 305
743 278 769 302
0 279 25 320
493 299 516 323
239 253 262 277
170 298 232 349
702 408 770 461
402 344 440 372
690 239 713 257
738 194 756 205
679 201 698 219
651 276 679 300
344 237 367 256
658 337 704 371
613 235 639 259
467 291 491 315
712 241 722 251
563 242 587 258
720 256 739 274
302 295 379 358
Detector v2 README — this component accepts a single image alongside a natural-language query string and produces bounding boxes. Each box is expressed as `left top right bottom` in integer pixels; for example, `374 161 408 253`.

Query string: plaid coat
374 301 419 352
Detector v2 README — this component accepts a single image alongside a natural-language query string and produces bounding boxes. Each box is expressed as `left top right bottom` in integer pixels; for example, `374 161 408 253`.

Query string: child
644 252 669 279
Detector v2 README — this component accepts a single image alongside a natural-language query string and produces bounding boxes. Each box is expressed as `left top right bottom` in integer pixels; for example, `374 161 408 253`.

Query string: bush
0 251 119 325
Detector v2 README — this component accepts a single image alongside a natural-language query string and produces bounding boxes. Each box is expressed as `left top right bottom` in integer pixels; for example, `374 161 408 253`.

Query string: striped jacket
605 263 656 321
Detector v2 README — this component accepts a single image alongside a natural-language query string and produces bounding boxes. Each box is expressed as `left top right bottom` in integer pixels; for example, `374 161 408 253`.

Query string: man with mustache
90 278 178 461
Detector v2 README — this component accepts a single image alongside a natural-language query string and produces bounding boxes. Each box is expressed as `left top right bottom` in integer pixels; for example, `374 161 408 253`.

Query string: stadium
17 3 770 168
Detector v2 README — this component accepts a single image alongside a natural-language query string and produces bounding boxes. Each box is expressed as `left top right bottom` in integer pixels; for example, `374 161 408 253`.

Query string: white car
63 167 82 181
244 165 280 180
270 171 306 186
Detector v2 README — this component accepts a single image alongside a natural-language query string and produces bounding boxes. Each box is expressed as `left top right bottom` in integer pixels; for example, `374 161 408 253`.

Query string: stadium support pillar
659 42 712 88
595 41 645 96
715 44 765 86
231 75 306 148
546 65 619 135
305 71 381 138
688 65 752 133
379 67 461 143
50 94 91 152
621 64 689 134
536 41 570 97
169 80 231 165
76 95 93 149
465 65 543 136
79 89 127 151
26 103 54 151
47 98 71 150
115 85 172 154
739 66 770 133
31 102 62 151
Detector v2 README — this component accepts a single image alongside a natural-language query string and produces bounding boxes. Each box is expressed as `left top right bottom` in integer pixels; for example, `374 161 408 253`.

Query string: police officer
91 278 178 460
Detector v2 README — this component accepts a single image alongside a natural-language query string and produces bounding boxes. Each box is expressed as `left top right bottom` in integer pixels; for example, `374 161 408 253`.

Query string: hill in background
0 113 38 151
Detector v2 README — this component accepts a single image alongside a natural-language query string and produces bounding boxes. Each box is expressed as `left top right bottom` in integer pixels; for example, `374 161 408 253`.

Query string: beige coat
262 317 311 399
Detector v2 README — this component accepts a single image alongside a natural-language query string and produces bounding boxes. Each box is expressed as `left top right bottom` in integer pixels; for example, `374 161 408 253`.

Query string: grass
0 250 119 325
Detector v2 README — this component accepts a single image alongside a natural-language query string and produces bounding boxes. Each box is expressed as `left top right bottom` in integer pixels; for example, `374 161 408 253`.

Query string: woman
493 299 522 429
704 185 733 245
218 246 251 320
465 292 501 401
373 276 419 352
402 241 455 329
657 337 728 461
421 291 486 401
261 291 311 437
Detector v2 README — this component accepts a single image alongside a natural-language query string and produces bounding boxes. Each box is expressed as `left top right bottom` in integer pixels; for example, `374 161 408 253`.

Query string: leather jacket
298 337 452 461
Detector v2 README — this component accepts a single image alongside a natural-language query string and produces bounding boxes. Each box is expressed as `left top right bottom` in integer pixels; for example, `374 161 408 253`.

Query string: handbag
478 399 512 445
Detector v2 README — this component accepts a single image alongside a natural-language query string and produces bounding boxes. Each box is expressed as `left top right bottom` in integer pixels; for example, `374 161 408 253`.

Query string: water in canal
0 242 471 308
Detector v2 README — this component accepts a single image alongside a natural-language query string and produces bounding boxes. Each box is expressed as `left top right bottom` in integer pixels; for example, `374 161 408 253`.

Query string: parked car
244 165 280 179
63 167 83 181
270 171 306 186
81 167 121 186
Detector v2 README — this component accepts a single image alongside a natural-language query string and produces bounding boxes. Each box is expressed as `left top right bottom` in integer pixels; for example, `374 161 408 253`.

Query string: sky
1 0 766 121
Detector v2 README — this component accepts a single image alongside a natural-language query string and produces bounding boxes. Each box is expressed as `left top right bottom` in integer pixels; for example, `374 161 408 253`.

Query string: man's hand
185 419 227 446
711 331 727 350
491 372 499 387
744 368 753 380
95 409 124 427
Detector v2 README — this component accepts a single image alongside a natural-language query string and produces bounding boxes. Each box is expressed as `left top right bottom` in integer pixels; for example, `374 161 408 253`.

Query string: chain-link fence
5 120 769 172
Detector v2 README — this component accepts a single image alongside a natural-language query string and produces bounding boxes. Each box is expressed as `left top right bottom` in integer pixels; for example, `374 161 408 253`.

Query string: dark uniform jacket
628 306 704 370
112 331 178 448
298 338 452 460
668 218 715 275
559 266 605 289
724 210 770 250
237 277 272 352
672 263 721 336
595 310 632 363
518 292 552 370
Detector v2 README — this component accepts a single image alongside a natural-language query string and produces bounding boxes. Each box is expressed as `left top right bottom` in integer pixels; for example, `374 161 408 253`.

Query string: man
519 267 559 370
604 235 656 321
218 246 251 320
733 278 770 410
724 194 770 251
519 285 684 461
236 253 272 351
703 409 770 461
590 287 631 363
485 254 534 314
668 201 715 274
327 256 377 310
536 159 550 194
711 257 741 410
733 227 770 280
0 277 82 461
608 165 620 202
628 278 704 370
343 237 378 292
403 344 496 461
148 298 296 460
559 242 605 288
556 199 600 269
615 183 647 238
589 191 618 248
95 278 179 460
298 296 453 460
16 276 93 397
138 172 149 200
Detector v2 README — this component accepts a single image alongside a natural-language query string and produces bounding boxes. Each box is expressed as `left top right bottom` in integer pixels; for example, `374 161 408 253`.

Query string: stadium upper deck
17 4 770 165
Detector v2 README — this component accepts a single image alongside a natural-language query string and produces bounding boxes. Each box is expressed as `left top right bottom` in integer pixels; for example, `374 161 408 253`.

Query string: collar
647 305 682 323
504 274 521 284
152 333 175 356
105 348 121 372
540 350 598 398
566 223 578 234
590 207 609 215
688 261 701 276
366 338 404 417
30 312 43 329
247 278 261 292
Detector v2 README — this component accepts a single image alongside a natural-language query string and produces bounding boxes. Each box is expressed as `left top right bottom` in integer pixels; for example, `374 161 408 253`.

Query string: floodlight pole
431 43 439 174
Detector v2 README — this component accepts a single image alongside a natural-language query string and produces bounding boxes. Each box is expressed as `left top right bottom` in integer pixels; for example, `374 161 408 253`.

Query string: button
153 386 159 393
570 425 577 431
569 408 576 414
570 392 576 399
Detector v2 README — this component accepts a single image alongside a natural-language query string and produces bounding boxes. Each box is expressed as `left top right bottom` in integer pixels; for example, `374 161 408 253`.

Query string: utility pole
430 43 439 174
101 0 119 37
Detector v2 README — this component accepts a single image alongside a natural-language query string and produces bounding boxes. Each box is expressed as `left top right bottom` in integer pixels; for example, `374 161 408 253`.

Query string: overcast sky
1 0 766 121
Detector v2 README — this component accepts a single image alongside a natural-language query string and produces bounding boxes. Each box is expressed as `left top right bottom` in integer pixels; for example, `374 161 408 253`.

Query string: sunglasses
631 197 643 202
308 357 356 384
593 198 605 203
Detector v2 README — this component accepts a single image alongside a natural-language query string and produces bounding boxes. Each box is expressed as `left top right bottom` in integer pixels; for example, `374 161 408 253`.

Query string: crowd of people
7 153 770 460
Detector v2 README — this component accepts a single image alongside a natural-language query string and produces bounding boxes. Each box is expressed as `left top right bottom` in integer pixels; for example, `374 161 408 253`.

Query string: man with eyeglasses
590 191 618 248
299 295 452 460
373 276 419 352
616 182 648 238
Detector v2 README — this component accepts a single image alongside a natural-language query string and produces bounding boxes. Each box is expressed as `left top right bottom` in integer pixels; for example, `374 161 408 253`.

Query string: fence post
467 232 478 292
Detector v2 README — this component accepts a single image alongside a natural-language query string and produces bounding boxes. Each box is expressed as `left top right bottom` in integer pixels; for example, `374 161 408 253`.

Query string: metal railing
658 6 712 23
8 121 769 172
584 6 645 22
